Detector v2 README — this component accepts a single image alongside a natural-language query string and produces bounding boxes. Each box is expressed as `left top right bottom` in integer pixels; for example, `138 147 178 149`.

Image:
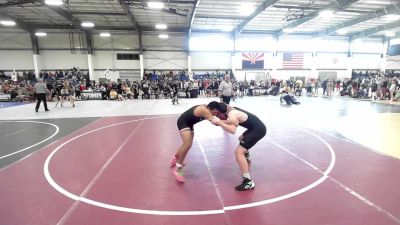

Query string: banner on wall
282 52 304 69
242 53 264 69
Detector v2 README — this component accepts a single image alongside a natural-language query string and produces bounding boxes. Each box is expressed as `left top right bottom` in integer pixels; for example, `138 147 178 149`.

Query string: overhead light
0 20 16 26
155 24 167 29
337 30 348 35
81 22 94 28
35 32 47 37
45 0 63 6
100 32 111 37
319 10 334 18
158 34 168 39
238 3 255 16
148 2 164 9
364 0 392 5
385 31 396 37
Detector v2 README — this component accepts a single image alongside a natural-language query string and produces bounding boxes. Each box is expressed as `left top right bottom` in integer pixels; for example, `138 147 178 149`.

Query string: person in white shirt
218 74 235 104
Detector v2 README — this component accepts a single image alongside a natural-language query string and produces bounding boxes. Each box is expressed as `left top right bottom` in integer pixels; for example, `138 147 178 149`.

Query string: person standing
34 78 50 112
170 101 222 182
214 102 267 191
218 74 235 104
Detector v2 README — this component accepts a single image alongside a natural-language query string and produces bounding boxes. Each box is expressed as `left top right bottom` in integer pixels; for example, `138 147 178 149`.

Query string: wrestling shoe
173 165 185 183
235 178 255 191
170 156 178 167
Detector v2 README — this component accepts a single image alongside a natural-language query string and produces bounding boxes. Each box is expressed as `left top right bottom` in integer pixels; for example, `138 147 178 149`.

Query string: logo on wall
242 52 264 69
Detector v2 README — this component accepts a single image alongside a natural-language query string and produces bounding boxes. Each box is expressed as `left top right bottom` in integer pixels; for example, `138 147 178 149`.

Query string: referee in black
218 74 235 104
34 78 50 112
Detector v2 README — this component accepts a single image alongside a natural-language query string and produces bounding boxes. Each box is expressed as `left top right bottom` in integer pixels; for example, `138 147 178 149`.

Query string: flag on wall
282 52 304 69
242 53 264 69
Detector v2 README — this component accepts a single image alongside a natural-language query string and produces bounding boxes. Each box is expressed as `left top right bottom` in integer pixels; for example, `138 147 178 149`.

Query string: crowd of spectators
0 68 399 104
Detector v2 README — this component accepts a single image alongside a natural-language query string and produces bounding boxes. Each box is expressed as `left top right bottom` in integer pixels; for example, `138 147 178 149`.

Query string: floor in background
0 101 29 109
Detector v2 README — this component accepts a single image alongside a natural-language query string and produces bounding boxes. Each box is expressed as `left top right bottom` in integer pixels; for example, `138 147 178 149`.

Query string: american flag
282 52 304 69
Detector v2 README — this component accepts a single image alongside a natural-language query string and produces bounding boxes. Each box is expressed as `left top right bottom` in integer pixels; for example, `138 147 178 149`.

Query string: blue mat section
0 102 29 109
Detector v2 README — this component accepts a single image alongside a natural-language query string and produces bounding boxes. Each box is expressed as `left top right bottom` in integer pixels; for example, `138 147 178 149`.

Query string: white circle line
44 117 335 216
0 121 59 160
223 127 336 211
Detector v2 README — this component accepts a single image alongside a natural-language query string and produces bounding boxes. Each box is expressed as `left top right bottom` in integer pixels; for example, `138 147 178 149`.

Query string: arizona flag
242 52 264 69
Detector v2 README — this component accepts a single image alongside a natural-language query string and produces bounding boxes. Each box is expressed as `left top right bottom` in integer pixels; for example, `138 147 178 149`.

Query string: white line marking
298 127 400 223
0 121 59 160
224 127 336 211
196 139 226 209
44 117 335 215
57 117 150 225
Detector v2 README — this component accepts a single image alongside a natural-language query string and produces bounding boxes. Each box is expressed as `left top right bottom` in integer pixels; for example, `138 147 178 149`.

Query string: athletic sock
243 173 251 180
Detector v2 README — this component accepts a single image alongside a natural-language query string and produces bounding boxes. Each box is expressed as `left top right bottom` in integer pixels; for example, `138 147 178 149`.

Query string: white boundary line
223 127 336 211
44 117 335 216
0 121 59 160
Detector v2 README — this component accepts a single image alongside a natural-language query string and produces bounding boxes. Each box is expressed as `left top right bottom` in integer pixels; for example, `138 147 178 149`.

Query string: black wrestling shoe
244 152 251 162
235 178 255 191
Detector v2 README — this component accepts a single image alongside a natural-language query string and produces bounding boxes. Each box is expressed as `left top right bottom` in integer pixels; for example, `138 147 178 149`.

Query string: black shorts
239 125 267 150
177 117 194 131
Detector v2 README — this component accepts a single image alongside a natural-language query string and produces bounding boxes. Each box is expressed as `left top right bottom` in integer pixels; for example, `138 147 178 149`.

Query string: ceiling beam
233 0 280 37
69 11 127 16
352 20 400 40
44 4 82 29
0 12 35 32
272 4 370 14
119 0 142 53
316 2 400 37
128 0 195 4
126 1 191 17
277 0 359 36
188 0 199 35
119 0 140 30
196 14 246 20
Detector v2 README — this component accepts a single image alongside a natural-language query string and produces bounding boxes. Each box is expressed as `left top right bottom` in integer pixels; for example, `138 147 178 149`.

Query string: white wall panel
144 51 187 70
235 35 276 52
114 51 140 70
38 33 83 49
40 51 88 70
103 35 139 50
0 33 31 49
386 55 400 69
92 51 114 69
0 50 34 70
144 35 186 51
93 51 141 70
191 52 230 69
272 70 312 80
351 54 381 69
314 53 348 69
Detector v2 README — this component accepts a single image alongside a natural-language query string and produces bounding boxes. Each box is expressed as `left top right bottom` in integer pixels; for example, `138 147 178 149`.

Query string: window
116 53 139 60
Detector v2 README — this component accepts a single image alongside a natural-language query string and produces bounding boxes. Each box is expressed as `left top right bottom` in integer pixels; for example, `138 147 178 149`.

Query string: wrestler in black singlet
233 107 266 150
177 105 204 131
